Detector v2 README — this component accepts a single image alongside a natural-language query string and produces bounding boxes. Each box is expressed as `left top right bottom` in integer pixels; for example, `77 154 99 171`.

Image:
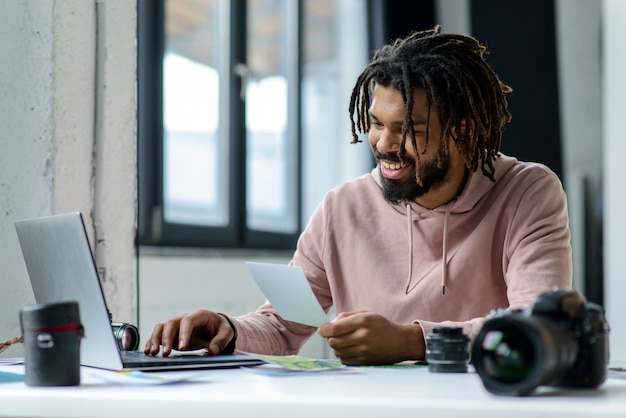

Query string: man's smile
380 159 412 180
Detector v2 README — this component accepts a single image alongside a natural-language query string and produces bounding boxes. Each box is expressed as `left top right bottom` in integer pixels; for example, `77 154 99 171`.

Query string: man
145 26 572 365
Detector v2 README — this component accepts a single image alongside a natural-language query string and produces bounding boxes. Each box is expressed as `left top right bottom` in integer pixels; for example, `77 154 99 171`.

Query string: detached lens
426 327 470 373
111 323 140 351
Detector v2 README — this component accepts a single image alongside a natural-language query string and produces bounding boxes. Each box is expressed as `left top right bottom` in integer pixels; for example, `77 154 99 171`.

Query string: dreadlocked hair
349 25 512 182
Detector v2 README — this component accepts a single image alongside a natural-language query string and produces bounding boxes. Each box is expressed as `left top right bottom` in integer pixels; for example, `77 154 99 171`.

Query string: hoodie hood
370 153 519 295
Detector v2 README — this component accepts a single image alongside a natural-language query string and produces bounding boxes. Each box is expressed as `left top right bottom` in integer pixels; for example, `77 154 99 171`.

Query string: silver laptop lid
15 212 124 370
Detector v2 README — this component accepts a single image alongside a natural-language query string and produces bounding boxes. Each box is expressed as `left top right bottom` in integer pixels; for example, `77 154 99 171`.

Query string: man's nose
374 128 401 155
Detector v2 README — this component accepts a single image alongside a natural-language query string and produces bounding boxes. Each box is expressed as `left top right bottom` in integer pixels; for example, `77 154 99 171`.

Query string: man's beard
376 149 452 204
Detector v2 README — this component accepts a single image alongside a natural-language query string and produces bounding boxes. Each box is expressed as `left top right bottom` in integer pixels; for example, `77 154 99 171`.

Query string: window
162 1 225 228
138 0 372 249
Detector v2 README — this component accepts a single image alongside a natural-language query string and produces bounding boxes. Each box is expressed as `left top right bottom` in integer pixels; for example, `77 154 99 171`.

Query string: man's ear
451 119 475 141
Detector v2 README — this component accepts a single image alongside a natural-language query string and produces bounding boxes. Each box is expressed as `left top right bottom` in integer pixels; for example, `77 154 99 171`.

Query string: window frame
137 0 302 249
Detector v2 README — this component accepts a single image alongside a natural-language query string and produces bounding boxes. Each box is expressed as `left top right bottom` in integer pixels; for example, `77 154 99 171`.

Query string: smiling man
146 26 572 366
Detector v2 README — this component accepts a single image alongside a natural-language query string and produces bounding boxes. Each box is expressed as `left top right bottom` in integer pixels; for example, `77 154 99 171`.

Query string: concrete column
0 0 137 357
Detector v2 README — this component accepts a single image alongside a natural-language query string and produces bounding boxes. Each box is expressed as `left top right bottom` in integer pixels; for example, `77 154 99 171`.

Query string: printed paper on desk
245 262 331 327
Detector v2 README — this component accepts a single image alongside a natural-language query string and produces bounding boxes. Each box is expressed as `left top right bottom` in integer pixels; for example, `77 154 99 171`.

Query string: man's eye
370 120 384 128
411 126 426 135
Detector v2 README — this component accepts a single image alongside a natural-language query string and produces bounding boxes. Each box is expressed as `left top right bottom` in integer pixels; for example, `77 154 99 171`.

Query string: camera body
472 288 609 396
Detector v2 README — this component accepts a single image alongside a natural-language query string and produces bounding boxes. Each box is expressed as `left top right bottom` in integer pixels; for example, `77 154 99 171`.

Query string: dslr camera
471 288 609 396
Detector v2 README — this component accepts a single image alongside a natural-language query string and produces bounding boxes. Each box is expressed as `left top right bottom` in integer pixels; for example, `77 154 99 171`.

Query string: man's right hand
143 310 235 357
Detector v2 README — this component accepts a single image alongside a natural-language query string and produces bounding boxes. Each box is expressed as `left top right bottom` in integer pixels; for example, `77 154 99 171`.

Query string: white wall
603 0 626 363
0 0 136 358
555 0 603 294
435 0 470 34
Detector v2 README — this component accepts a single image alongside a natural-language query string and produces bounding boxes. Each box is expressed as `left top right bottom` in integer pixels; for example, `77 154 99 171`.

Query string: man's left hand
317 311 425 365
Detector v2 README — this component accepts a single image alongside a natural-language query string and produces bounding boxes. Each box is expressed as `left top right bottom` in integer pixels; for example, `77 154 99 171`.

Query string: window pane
163 0 228 226
301 0 371 222
246 0 297 233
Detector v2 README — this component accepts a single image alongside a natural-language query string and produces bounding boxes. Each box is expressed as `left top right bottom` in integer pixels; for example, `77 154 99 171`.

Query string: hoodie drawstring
404 203 451 296
441 206 450 295
404 203 414 294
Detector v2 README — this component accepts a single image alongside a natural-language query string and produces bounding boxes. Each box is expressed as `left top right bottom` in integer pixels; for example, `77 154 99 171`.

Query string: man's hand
143 310 235 357
317 311 425 365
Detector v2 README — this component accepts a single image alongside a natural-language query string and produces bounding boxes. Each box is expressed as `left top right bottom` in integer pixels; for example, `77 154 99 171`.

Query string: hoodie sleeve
228 306 318 355
502 166 573 309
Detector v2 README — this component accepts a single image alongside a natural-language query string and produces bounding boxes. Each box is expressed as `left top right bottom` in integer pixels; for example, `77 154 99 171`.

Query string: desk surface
1 363 625 418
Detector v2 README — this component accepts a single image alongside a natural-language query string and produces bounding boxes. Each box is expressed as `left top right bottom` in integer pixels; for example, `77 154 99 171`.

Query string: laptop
14 212 264 371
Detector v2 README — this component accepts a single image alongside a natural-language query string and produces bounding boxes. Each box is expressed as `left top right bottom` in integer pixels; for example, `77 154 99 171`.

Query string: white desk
1 363 625 418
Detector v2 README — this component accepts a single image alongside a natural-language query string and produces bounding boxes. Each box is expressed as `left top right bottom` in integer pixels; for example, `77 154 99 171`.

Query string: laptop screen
15 212 126 370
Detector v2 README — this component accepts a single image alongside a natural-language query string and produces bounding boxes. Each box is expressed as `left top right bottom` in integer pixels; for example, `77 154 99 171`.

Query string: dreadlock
349 25 512 182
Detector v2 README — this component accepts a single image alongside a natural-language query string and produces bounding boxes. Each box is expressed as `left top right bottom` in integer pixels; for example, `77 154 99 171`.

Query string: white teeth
382 160 407 170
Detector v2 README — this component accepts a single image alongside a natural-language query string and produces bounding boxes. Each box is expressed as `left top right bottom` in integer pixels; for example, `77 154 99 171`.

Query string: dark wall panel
471 0 563 178
368 0 435 53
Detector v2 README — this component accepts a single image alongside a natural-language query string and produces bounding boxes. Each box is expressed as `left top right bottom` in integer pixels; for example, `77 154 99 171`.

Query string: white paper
245 262 331 327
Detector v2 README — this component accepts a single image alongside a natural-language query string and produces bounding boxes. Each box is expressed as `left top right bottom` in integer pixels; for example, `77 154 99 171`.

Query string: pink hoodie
231 154 572 356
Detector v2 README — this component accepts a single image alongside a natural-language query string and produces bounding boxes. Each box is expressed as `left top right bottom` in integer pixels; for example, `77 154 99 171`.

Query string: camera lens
472 315 578 396
477 328 535 384
426 327 470 373
111 323 140 351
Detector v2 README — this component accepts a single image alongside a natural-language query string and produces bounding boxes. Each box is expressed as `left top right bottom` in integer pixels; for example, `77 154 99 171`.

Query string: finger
319 321 348 338
318 322 332 337
143 323 164 356
178 310 215 351
160 319 182 356
330 343 364 365
327 335 355 351
337 353 365 366
318 313 364 338
328 323 372 350
176 315 201 351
